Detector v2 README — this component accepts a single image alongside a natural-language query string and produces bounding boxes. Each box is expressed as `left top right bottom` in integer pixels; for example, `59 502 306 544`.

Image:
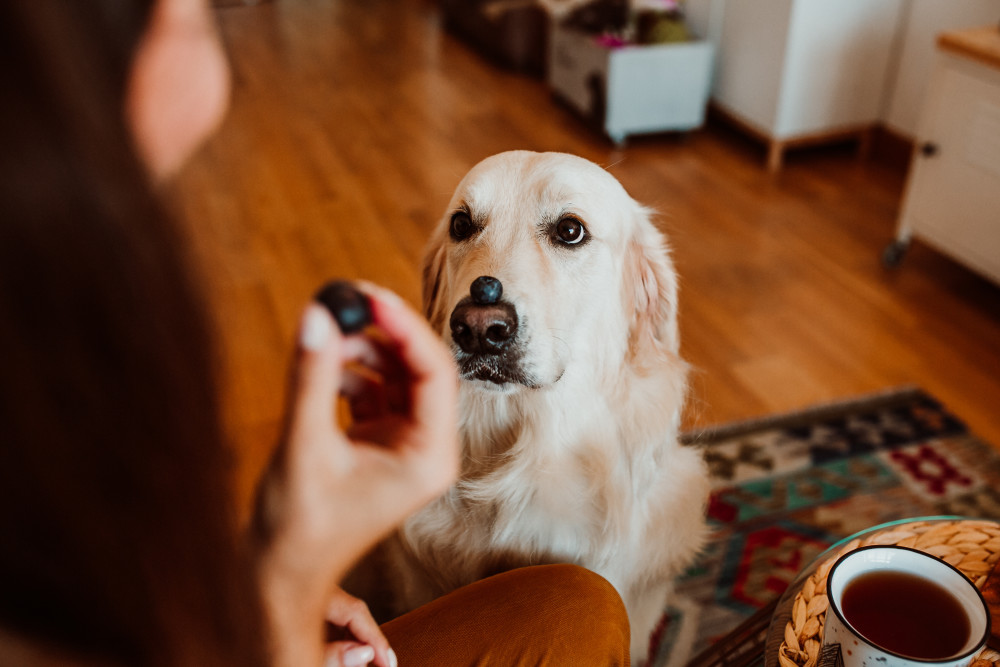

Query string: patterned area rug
649 387 1000 667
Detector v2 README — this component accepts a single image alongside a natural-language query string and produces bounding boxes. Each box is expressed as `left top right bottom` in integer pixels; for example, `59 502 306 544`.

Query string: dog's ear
421 225 449 332
623 206 680 358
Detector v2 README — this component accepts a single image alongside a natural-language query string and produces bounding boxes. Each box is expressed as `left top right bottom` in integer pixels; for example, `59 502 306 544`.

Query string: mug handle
818 644 844 667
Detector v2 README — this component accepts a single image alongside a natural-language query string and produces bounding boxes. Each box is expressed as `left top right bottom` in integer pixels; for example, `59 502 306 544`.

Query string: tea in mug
841 569 971 659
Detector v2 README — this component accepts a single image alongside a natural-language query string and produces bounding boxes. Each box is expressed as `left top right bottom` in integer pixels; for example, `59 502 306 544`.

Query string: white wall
882 0 1000 138
687 0 1000 141
685 0 724 45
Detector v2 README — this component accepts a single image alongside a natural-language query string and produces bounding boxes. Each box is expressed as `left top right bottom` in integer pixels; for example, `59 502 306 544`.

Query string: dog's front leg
626 580 673 666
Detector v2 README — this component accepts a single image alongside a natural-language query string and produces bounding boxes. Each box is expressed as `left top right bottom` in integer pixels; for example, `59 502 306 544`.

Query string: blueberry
315 280 372 334
470 276 503 305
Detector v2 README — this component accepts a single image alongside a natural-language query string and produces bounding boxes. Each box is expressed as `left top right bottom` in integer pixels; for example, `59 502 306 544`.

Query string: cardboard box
548 26 713 143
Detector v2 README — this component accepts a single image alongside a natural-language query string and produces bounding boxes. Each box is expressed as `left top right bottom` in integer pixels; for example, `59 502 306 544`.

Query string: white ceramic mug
822 546 990 667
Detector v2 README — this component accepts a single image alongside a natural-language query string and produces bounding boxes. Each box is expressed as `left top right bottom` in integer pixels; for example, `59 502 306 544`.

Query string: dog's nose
450 300 518 354
470 275 503 305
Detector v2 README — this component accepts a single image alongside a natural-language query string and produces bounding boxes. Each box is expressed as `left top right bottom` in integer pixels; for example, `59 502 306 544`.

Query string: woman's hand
324 588 396 667
251 283 459 667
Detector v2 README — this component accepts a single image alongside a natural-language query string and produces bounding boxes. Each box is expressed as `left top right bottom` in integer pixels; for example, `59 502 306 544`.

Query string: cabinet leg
767 140 784 173
882 239 910 269
609 133 627 148
857 127 874 162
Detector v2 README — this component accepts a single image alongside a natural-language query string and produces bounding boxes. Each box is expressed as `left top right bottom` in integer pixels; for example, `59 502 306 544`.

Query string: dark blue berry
470 276 503 305
315 280 372 334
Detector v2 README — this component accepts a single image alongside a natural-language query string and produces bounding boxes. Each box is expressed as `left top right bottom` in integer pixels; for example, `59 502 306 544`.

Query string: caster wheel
882 240 909 269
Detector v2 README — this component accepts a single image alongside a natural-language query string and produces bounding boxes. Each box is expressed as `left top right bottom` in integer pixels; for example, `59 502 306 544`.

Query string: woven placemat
778 519 1000 667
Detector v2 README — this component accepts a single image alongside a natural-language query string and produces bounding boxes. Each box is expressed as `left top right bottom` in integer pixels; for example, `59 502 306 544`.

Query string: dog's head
422 151 679 394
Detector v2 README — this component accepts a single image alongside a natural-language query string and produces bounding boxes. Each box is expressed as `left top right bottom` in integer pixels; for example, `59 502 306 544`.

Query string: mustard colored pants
381 564 631 666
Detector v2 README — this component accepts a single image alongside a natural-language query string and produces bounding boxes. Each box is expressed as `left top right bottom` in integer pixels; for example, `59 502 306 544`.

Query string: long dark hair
0 2 266 665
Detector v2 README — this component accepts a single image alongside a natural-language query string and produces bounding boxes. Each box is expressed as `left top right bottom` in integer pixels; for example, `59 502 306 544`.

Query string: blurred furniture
707 0 904 171
548 26 713 144
439 0 549 74
885 26 1000 286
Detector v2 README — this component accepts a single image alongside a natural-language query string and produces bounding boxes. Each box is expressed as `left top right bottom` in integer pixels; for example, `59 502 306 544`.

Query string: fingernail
300 304 332 351
342 645 375 667
388 648 398 667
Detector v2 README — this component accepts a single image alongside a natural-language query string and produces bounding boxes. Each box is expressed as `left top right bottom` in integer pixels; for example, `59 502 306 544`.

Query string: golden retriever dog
360 151 709 664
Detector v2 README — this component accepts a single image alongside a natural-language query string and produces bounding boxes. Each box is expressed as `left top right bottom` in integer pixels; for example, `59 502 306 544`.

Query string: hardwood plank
172 0 1000 514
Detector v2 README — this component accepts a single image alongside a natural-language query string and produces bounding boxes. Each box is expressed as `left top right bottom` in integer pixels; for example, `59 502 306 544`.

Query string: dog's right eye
554 216 587 246
449 211 477 241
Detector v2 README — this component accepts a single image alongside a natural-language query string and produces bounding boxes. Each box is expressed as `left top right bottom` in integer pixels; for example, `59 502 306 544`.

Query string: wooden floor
174 0 1000 512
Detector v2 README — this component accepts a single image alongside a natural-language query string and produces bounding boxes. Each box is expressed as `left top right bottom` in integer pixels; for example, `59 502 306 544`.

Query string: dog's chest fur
401 384 661 591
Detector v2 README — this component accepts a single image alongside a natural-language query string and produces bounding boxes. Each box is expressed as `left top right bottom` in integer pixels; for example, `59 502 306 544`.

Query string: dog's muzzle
449 276 528 386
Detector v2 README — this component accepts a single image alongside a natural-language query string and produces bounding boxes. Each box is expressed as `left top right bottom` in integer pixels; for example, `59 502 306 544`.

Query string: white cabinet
888 27 1000 286
689 0 904 171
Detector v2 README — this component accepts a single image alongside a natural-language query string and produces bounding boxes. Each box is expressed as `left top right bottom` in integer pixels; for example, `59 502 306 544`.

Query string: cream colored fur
375 151 708 664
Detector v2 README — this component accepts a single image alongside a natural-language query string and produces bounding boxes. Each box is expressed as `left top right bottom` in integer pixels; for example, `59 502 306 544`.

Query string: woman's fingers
289 304 344 438
325 589 395 667
288 300 407 442
324 641 375 667
339 335 405 423
360 284 458 436
339 334 402 378
324 643 397 667
360 284 453 383
341 367 386 424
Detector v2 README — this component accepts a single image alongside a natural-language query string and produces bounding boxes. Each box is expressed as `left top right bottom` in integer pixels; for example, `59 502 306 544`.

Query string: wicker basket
776 519 1000 667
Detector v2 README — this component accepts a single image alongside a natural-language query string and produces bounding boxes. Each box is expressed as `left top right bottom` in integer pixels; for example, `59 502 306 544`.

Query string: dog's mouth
455 352 537 388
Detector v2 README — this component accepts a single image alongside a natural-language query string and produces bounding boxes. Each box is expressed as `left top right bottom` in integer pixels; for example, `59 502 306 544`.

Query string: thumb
290 303 344 434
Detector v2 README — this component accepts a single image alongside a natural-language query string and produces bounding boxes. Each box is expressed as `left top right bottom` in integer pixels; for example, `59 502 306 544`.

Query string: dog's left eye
450 211 477 241
554 217 587 245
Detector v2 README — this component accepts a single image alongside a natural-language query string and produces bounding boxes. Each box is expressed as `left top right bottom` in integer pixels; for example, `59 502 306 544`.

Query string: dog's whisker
549 335 572 361
602 156 627 171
